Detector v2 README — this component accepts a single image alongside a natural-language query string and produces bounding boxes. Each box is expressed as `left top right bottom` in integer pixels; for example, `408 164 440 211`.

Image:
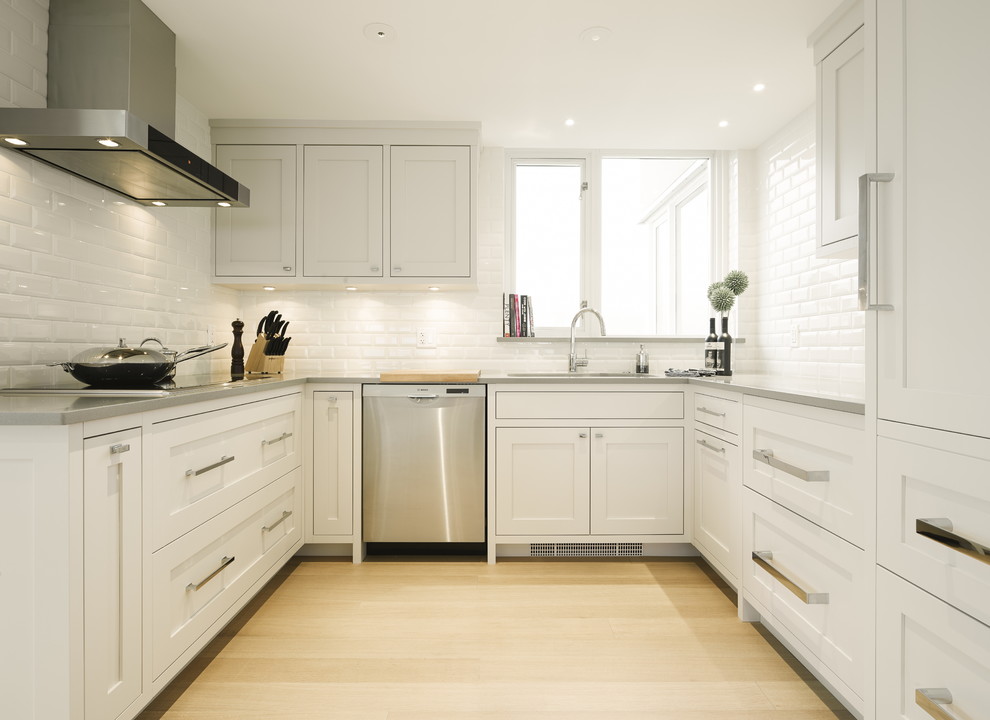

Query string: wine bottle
716 316 732 376
704 318 718 371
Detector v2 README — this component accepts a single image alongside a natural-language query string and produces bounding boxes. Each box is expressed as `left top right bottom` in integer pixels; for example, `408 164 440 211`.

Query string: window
508 151 718 336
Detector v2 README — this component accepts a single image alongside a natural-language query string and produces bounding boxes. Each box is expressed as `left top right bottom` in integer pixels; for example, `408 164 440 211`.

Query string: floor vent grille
529 542 644 558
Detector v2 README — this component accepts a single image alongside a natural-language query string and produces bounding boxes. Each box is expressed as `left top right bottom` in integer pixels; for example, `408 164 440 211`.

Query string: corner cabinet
211 122 479 289
0 387 304 720
812 1 864 258
488 384 685 562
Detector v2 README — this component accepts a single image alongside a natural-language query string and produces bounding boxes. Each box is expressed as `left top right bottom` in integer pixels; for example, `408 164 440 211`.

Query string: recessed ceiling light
98 138 120 147
151 201 167 206
217 201 231 207
718 120 729 128
428 286 440 292
565 118 575 127
345 286 358 291
363 22 396 42
753 83 766 92
262 286 276 291
579 26 612 45
4 137 27 146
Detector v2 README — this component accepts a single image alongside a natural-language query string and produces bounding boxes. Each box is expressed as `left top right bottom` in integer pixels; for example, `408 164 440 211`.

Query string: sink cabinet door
495 427 590 535
590 427 683 535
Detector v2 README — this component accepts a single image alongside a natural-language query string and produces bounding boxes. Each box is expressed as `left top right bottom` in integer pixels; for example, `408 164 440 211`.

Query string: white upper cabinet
813 1 864 258
210 123 479 288
874 0 990 438
303 145 384 278
215 145 296 277
390 145 472 278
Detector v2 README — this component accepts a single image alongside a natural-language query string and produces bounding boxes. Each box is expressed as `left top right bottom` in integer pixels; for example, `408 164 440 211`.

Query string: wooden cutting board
379 369 481 383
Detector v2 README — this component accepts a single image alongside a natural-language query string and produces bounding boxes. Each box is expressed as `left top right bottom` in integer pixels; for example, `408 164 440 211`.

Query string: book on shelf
502 293 535 337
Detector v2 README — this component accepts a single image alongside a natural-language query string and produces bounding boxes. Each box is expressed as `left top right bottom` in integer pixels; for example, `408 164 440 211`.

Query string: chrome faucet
569 305 606 372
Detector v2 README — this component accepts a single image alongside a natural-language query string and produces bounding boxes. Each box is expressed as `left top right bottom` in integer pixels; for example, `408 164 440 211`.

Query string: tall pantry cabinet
868 0 990 716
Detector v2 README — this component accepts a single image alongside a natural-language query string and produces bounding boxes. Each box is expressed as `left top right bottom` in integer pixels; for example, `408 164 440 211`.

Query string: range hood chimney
0 0 249 208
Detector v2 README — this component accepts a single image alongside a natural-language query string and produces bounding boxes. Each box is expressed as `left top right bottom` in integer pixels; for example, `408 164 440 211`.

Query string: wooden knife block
245 334 285 374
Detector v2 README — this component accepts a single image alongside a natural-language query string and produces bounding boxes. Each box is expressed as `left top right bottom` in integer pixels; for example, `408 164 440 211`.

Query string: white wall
737 107 865 390
0 0 863 387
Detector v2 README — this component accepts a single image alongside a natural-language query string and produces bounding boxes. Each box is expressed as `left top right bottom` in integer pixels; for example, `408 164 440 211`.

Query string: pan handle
174 343 228 364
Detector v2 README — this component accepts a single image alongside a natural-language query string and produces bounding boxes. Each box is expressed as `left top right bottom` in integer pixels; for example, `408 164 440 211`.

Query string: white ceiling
144 0 846 150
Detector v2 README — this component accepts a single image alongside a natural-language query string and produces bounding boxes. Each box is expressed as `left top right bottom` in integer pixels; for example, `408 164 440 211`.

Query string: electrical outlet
790 325 800 348
416 327 437 348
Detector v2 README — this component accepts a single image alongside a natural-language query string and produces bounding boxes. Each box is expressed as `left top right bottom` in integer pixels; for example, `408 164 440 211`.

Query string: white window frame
506 149 724 337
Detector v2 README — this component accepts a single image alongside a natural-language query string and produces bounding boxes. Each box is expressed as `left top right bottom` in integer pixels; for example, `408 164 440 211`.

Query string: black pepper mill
231 318 245 379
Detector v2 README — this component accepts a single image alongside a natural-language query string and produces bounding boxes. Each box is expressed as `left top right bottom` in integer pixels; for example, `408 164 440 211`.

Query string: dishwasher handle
407 394 439 400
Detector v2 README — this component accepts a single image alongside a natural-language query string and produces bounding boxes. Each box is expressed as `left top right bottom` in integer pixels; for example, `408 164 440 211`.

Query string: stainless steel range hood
0 0 249 208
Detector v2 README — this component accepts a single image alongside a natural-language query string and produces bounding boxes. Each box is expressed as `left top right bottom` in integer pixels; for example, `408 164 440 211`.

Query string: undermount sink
506 372 656 378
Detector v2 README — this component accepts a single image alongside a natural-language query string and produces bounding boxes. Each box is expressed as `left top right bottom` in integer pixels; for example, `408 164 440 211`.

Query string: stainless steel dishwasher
363 383 486 543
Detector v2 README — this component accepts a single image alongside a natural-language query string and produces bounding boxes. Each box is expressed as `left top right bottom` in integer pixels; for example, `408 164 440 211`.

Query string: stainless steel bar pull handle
261 431 293 447
916 518 990 565
916 688 965 720
858 172 895 311
186 555 235 592
752 449 829 482
263 510 292 532
752 551 829 604
110 443 131 454
697 406 726 417
697 439 725 454
185 455 235 477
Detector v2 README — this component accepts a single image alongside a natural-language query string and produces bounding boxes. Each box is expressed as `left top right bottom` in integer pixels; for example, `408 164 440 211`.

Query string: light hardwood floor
139 557 854 719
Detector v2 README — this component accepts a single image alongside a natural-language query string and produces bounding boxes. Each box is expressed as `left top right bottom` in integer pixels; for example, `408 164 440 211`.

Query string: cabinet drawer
151 467 301 679
694 392 740 435
743 489 868 702
744 400 868 547
878 433 990 628
496 391 683 420
150 392 301 549
877 567 990 720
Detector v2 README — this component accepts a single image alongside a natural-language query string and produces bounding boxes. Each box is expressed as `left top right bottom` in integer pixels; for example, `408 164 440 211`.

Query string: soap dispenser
636 344 649 374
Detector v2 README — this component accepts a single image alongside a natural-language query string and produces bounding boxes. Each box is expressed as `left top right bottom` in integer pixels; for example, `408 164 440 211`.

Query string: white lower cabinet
877 567 990 720
83 427 143 720
693 429 741 588
495 426 683 536
495 427 590 535
743 489 868 709
877 425 990 629
149 392 300 550
743 397 869 548
310 389 356 537
152 467 302 679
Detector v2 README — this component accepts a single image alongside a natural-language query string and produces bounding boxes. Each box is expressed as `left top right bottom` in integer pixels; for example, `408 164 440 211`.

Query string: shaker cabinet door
303 145 384 278
215 145 297 277
875 0 990 438
390 145 471 278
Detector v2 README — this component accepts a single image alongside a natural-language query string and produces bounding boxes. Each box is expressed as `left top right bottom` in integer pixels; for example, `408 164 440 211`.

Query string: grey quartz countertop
0 371 864 426
480 372 865 414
